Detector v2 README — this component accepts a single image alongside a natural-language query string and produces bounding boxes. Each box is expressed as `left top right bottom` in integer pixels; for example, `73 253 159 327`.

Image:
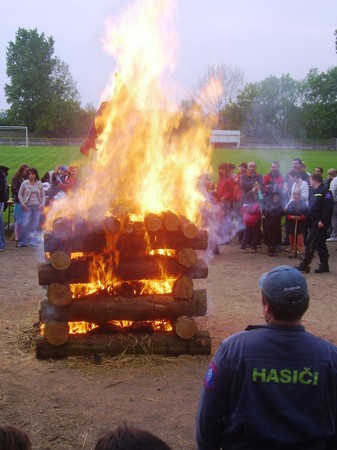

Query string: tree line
1 28 336 141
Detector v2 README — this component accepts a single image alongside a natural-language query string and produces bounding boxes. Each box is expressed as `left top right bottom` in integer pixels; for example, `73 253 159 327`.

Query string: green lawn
1 144 337 229
0 145 82 178
0 145 83 229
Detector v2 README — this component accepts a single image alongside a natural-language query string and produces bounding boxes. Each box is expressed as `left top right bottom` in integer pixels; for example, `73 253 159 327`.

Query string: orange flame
44 0 211 229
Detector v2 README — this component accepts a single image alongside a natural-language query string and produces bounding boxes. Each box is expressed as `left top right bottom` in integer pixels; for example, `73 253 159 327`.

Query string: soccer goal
0 126 28 147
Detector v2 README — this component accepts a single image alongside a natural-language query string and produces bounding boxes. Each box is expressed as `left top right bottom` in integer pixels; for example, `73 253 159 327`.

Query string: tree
5 28 81 136
193 64 244 128
226 75 304 141
302 67 337 139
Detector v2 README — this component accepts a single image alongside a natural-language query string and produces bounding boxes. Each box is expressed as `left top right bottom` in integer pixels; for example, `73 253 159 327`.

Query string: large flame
44 0 211 229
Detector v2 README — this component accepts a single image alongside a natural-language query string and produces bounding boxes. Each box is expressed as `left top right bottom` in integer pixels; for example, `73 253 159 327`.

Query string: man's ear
261 294 270 312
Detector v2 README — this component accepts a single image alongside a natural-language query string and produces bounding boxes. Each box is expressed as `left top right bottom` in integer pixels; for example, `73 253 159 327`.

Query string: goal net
0 126 28 147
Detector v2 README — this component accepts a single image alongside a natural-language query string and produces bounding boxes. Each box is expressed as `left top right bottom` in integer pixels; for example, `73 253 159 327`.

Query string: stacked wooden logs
36 212 211 359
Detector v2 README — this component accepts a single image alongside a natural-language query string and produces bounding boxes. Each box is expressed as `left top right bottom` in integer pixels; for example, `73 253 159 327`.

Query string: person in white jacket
17 168 45 247
287 169 309 206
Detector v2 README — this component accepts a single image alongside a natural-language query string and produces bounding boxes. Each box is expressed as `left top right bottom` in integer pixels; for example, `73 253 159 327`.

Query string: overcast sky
1 0 336 110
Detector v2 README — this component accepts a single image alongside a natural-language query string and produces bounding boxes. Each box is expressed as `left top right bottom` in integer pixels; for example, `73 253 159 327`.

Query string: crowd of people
202 157 336 273
0 164 80 250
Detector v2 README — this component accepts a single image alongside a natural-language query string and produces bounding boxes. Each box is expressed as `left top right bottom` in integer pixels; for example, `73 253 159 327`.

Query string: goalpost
0 126 28 147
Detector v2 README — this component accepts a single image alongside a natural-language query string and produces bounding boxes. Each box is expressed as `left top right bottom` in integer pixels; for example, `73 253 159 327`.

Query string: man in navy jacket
196 265 337 449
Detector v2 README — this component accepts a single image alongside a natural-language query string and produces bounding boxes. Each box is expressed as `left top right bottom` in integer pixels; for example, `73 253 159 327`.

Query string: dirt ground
1 234 337 450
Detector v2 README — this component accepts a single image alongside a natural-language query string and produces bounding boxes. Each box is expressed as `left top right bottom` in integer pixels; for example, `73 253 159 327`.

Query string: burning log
148 229 208 251
180 218 199 239
38 256 208 285
161 211 180 231
44 230 107 253
44 228 208 253
39 289 207 323
35 330 211 359
50 251 71 270
47 283 72 306
44 321 69 346
175 248 198 268
172 316 198 339
144 213 162 232
52 217 73 240
47 277 193 306
104 216 121 234
124 220 144 234
172 276 193 299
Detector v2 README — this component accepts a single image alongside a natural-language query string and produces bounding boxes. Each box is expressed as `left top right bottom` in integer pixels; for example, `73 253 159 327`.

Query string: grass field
1 144 337 227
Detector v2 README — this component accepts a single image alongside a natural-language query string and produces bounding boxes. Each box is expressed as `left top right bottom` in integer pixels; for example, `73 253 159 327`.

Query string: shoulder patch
325 192 332 199
204 361 218 390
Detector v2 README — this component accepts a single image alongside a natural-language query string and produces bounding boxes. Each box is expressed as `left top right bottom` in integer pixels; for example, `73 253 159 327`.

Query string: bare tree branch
193 64 244 127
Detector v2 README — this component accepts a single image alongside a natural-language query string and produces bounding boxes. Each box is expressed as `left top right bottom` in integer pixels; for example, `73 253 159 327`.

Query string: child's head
292 190 301 202
272 192 281 202
246 190 257 203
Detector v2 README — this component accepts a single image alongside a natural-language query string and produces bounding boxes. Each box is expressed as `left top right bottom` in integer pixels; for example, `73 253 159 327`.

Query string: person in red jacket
240 190 262 253
216 163 235 243
263 161 284 195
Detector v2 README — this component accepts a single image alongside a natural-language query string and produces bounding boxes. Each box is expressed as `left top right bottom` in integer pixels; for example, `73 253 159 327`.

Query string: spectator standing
296 173 333 273
326 168 337 190
262 191 284 256
285 158 310 184
240 190 261 253
301 160 311 179
240 161 263 203
285 190 309 259
232 162 247 243
41 165 68 203
196 265 337 450
263 161 284 195
216 163 235 210
216 163 235 243
0 165 9 252
232 162 247 210
287 169 309 206
17 168 46 247
314 166 324 177
11 163 29 241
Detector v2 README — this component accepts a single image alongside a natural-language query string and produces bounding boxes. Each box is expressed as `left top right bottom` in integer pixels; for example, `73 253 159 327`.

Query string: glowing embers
70 279 175 299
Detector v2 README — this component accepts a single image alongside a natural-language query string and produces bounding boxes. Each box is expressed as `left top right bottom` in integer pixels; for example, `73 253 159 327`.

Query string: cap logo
284 285 301 292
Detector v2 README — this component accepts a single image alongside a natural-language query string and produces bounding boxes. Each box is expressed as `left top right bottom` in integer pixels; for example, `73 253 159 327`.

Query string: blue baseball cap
258 265 309 307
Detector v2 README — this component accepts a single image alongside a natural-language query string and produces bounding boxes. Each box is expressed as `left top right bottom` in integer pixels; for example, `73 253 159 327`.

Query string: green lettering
266 369 279 383
292 370 298 383
298 368 313 385
279 369 292 383
252 368 266 382
313 372 319 386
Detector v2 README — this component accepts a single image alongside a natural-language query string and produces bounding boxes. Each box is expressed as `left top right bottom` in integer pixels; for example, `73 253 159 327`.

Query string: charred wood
38 256 208 285
44 228 208 254
36 330 211 359
39 289 207 323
